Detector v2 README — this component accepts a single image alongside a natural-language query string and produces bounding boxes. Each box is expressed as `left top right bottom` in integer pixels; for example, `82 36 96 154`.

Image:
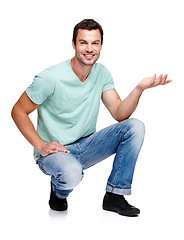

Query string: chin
83 61 96 66
83 58 98 66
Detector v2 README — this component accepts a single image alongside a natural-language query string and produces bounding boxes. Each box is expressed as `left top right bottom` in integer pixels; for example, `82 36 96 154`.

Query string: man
11 19 171 217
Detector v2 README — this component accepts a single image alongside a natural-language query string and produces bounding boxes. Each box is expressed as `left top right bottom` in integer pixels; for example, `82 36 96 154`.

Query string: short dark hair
73 19 104 45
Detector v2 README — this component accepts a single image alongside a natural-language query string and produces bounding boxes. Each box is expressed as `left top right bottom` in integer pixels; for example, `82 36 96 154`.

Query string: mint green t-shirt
26 59 115 160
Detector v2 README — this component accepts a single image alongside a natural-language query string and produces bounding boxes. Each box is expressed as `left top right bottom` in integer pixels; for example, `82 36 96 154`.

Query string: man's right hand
39 142 70 157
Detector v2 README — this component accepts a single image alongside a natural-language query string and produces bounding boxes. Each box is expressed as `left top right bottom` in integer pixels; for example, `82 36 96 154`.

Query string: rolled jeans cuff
106 185 131 195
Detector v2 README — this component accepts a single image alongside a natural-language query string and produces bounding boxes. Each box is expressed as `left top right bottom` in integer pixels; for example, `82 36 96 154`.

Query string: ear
72 39 76 49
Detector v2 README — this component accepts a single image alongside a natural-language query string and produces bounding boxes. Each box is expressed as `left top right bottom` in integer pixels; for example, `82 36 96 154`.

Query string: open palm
138 74 172 91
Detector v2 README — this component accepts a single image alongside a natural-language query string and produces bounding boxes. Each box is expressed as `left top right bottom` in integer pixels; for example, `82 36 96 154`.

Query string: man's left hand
137 74 172 91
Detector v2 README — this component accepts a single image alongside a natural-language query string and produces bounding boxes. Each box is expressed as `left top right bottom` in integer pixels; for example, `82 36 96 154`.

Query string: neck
71 57 93 82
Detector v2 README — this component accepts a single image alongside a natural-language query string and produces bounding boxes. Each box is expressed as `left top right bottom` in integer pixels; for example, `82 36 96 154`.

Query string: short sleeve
102 65 115 93
26 68 55 105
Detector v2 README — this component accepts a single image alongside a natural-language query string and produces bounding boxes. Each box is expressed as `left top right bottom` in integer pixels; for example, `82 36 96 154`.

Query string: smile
83 54 95 59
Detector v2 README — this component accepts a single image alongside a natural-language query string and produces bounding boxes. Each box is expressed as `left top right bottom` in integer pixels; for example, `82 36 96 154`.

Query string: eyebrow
79 39 101 43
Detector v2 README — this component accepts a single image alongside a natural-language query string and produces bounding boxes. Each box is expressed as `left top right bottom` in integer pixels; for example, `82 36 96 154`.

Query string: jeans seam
81 129 125 154
112 142 123 187
76 143 82 162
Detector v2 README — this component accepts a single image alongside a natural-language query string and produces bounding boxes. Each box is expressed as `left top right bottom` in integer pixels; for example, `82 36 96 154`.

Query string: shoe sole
49 206 68 211
103 205 140 217
49 202 68 211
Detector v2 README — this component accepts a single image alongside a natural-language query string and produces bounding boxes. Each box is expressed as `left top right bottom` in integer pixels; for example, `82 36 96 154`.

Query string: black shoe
49 183 68 211
102 192 140 217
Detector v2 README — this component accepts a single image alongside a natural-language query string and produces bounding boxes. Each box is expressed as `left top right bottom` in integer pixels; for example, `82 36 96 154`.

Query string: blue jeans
37 118 145 199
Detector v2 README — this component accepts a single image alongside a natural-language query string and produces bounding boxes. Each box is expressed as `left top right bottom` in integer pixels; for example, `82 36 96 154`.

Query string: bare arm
102 88 141 122
11 91 70 156
102 74 172 122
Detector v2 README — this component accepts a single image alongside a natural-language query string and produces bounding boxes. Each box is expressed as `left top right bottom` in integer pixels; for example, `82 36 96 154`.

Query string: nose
86 43 93 52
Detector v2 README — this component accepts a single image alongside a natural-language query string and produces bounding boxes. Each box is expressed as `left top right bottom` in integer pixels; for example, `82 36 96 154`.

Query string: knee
56 161 83 190
127 118 145 141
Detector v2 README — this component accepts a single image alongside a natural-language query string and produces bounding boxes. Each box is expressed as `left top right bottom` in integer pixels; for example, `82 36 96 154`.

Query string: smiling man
72 29 102 69
11 19 171 216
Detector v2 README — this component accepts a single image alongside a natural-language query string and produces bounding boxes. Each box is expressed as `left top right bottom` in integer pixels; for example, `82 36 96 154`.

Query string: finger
62 148 70 154
52 142 70 153
47 142 69 154
58 144 70 153
42 148 59 156
49 143 62 151
158 74 163 82
58 145 70 154
48 149 59 154
163 80 172 85
154 74 163 86
160 74 168 85
56 146 70 154
151 74 160 87
49 146 70 154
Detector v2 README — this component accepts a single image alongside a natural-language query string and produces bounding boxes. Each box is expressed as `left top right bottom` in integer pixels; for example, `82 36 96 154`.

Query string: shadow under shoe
102 192 140 217
49 183 68 211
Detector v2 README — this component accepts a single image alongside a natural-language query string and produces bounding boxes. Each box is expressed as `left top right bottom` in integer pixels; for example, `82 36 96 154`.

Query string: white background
1 0 184 239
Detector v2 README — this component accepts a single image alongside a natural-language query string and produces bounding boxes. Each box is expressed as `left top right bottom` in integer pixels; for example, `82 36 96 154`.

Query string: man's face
72 29 102 66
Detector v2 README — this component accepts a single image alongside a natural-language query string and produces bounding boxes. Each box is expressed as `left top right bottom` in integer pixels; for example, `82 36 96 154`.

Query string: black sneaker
102 192 140 217
49 183 68 211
